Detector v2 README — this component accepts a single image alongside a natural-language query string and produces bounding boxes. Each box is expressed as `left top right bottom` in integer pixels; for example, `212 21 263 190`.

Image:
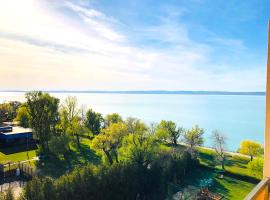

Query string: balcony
245 178 270 200
245 21 270 200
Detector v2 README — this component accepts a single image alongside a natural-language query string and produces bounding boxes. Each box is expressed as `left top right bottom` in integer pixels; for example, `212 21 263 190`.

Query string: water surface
0 92 265 151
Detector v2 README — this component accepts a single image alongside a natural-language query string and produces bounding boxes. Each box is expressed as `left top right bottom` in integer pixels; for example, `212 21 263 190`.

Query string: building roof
0 126 32 136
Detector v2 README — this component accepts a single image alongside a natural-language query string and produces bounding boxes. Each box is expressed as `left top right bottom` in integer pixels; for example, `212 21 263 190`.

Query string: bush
247 158 263 179
21 151 198 200
0 188 15 200
49 135 70 157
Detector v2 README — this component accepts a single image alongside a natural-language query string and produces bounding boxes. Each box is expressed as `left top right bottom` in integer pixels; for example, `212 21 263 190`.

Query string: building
0 126 33 147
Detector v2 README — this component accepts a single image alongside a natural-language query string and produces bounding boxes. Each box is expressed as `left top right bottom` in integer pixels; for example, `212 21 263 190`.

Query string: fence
0 161 36 180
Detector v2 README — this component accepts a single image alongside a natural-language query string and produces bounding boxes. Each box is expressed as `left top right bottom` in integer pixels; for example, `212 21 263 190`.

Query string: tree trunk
173 137 177 146
103 149 113 165
222 159 225 170
115 152 119 163
76 134 80 148
251 155 253 161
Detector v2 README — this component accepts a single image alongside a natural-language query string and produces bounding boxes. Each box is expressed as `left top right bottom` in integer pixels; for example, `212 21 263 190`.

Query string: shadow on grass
199 152 216 167
0 144 38 155
36 144 101 178
225 156 249 168
212 178 230 200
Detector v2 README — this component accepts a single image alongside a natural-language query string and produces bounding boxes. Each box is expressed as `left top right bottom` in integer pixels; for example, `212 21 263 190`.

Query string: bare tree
212 130 227 170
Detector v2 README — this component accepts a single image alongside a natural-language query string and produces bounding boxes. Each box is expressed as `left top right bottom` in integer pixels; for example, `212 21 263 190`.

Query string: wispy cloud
0 0 266 91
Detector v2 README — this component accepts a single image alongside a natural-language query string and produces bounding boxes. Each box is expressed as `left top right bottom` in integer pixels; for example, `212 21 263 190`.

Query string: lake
0 92 265 151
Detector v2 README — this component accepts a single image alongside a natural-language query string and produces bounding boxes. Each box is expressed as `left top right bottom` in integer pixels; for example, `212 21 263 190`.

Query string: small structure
0 126 33 147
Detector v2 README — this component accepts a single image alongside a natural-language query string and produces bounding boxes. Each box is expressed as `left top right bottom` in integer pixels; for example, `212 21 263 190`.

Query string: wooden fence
0 161 36 180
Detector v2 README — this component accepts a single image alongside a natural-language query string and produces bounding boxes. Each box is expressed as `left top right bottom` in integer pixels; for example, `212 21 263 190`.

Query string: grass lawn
182 167 256 200
0 144 37 164
197 147 260 179
37 138 101 178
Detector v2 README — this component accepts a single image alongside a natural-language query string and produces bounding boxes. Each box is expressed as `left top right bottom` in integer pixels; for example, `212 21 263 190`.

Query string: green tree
67 116 87 148
23 177 55 200
0 103 9 124
26 91 59 150
212 130 227 170
104 113 123 127
85 109 104 135
6 101 21 121
239 140 262 161
125 117 148 134
14 104 30 128
59 96 88 147
91 122 128 164
120 128 157 166
49 135 70 157
0 101 21 124
156 120 183 146
183 125 204 154
61 96 79 122
56 108 69 134
247 158 263 179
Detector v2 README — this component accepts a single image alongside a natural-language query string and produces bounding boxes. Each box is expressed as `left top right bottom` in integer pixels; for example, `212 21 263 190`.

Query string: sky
0 0 269 91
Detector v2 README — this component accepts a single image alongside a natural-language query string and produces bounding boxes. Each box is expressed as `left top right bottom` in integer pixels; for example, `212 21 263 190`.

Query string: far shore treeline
0 91 264 200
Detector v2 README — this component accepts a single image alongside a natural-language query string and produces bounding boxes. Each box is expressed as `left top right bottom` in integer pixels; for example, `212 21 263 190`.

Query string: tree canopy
26 91 60 150
91 122 128 164
247 158 263 179
14 104 30 128
183 125 204 155
239 140 262 161
156 120 183 146
85 109 104 135
104 113 123 127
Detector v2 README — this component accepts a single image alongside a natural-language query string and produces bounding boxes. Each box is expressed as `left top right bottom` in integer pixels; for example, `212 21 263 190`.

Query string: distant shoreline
0 90 265 96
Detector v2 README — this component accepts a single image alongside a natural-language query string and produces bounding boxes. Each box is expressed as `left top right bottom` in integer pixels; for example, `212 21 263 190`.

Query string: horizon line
0 90 266 96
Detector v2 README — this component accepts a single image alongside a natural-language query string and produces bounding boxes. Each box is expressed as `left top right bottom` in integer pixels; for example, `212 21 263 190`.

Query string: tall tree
120 129 156 166
14 104 30 128
61 96 79 122
59 96 88 147
156 120 183 146
85 108 104 135
104 113 123 127
91 122 128 164
67 116 88 148
212 130 227 170
26 91 59 150
125 117 147 135
183 125 204 154
239 140 262 161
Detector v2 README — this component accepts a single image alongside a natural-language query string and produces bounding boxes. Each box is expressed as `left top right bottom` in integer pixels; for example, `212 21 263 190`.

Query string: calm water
0 92 265 151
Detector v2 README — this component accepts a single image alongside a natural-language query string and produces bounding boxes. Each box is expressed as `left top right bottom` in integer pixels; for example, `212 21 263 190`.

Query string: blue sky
0 0 269 91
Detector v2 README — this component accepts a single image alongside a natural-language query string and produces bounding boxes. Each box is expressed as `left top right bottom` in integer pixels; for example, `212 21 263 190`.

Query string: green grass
36 138 101 178
0 145 37 164
182 167 255 200
215 175 255 200
197 147 260 179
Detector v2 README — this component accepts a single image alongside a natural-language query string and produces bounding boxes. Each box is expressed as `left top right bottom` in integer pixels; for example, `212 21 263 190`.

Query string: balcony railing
244 178 270 200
